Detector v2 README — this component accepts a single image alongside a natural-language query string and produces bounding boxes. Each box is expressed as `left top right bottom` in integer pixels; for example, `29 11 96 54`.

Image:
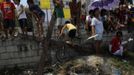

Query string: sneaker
66 41 72 44
14 32 18 37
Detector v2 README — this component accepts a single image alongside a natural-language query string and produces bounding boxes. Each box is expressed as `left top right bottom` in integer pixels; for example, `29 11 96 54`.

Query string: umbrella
88 0 120 10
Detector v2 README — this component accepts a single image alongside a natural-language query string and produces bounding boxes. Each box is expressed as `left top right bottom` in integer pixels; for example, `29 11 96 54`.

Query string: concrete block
18 57 32 64
1 41 6 47
29 42 39 50
0 60 8 66
18 50 37 58
5 40 13 46
10 58 22 65
0 53 10 59
13 40 21 45
24 57 33 63
0 47 6 53
9 52 19 59
33 56 40 61
24 56 40 63
24 51 32 57
39 49 43 56
0 42 2 47
17 51 27 58
6 46 18 52
31 50 38 56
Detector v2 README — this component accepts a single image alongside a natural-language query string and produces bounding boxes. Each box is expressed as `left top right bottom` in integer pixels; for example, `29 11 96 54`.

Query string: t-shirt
54 0 64 18
91 17 104 34
69 1 81 17
29 5 45 17
86 15 92 23
1 2 15 20
16 4 27 20
66 23 76 31
110 36 121 53
54 7 64 18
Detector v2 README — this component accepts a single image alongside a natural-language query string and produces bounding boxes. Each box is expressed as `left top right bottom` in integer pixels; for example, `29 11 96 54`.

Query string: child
59 21 76 43
109 31 124 56
1 0 16 39
14 0 27 36
27 0 45 39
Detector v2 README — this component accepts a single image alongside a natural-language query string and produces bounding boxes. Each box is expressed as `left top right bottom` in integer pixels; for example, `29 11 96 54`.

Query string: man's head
65 21 71 25
93 8 100 17
116 31 123 38
72 0 76 3
27 0 34 5
5 0 11 2
89 10 93 17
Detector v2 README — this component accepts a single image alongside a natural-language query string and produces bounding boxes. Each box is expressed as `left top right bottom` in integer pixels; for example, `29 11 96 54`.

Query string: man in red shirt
1 0 15 39
109 31 124 56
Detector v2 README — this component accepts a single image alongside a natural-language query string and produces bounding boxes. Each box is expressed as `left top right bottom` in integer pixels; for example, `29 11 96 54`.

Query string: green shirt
54 6 64 18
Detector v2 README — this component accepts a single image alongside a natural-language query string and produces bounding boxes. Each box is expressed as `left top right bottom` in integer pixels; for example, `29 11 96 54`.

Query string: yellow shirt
66 23 76 31
0 0 4 3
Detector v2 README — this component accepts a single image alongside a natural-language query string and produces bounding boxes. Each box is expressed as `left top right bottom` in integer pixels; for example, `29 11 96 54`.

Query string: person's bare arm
59 25 66 37
17 5 24 18
91 26 95 36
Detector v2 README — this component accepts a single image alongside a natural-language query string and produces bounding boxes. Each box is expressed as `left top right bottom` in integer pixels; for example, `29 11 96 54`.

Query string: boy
109 31 124 56
1 0 16 39
14 0 27 36
27 0 45 39
59 21 76 43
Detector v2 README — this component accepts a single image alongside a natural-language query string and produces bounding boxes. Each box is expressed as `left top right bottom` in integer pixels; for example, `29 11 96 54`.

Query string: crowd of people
54 0 134 56
85 4 134 56
0 0 45 41
0 0 133 56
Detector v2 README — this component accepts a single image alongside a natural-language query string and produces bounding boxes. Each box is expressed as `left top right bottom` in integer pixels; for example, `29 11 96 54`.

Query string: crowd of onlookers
0 0 45 41
84 4 134 56
55 0 134 56
0 0 133 56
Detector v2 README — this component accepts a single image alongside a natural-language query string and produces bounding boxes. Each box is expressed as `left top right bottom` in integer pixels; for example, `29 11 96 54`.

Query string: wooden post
37 12 56 75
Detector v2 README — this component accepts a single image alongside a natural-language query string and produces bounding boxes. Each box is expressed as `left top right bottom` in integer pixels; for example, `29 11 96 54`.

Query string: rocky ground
50 54 134 75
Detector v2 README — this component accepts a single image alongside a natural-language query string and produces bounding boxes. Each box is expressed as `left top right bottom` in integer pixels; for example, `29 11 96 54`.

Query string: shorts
94 33 103 41
113 46 123 56
3 19 15 29
68 29 76 39
109 45 124 56
55 18 65 26
19 19 27 29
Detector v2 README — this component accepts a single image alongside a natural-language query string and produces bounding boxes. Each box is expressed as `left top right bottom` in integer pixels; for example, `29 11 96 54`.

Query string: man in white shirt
15 0 28 35
91 8 104 54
